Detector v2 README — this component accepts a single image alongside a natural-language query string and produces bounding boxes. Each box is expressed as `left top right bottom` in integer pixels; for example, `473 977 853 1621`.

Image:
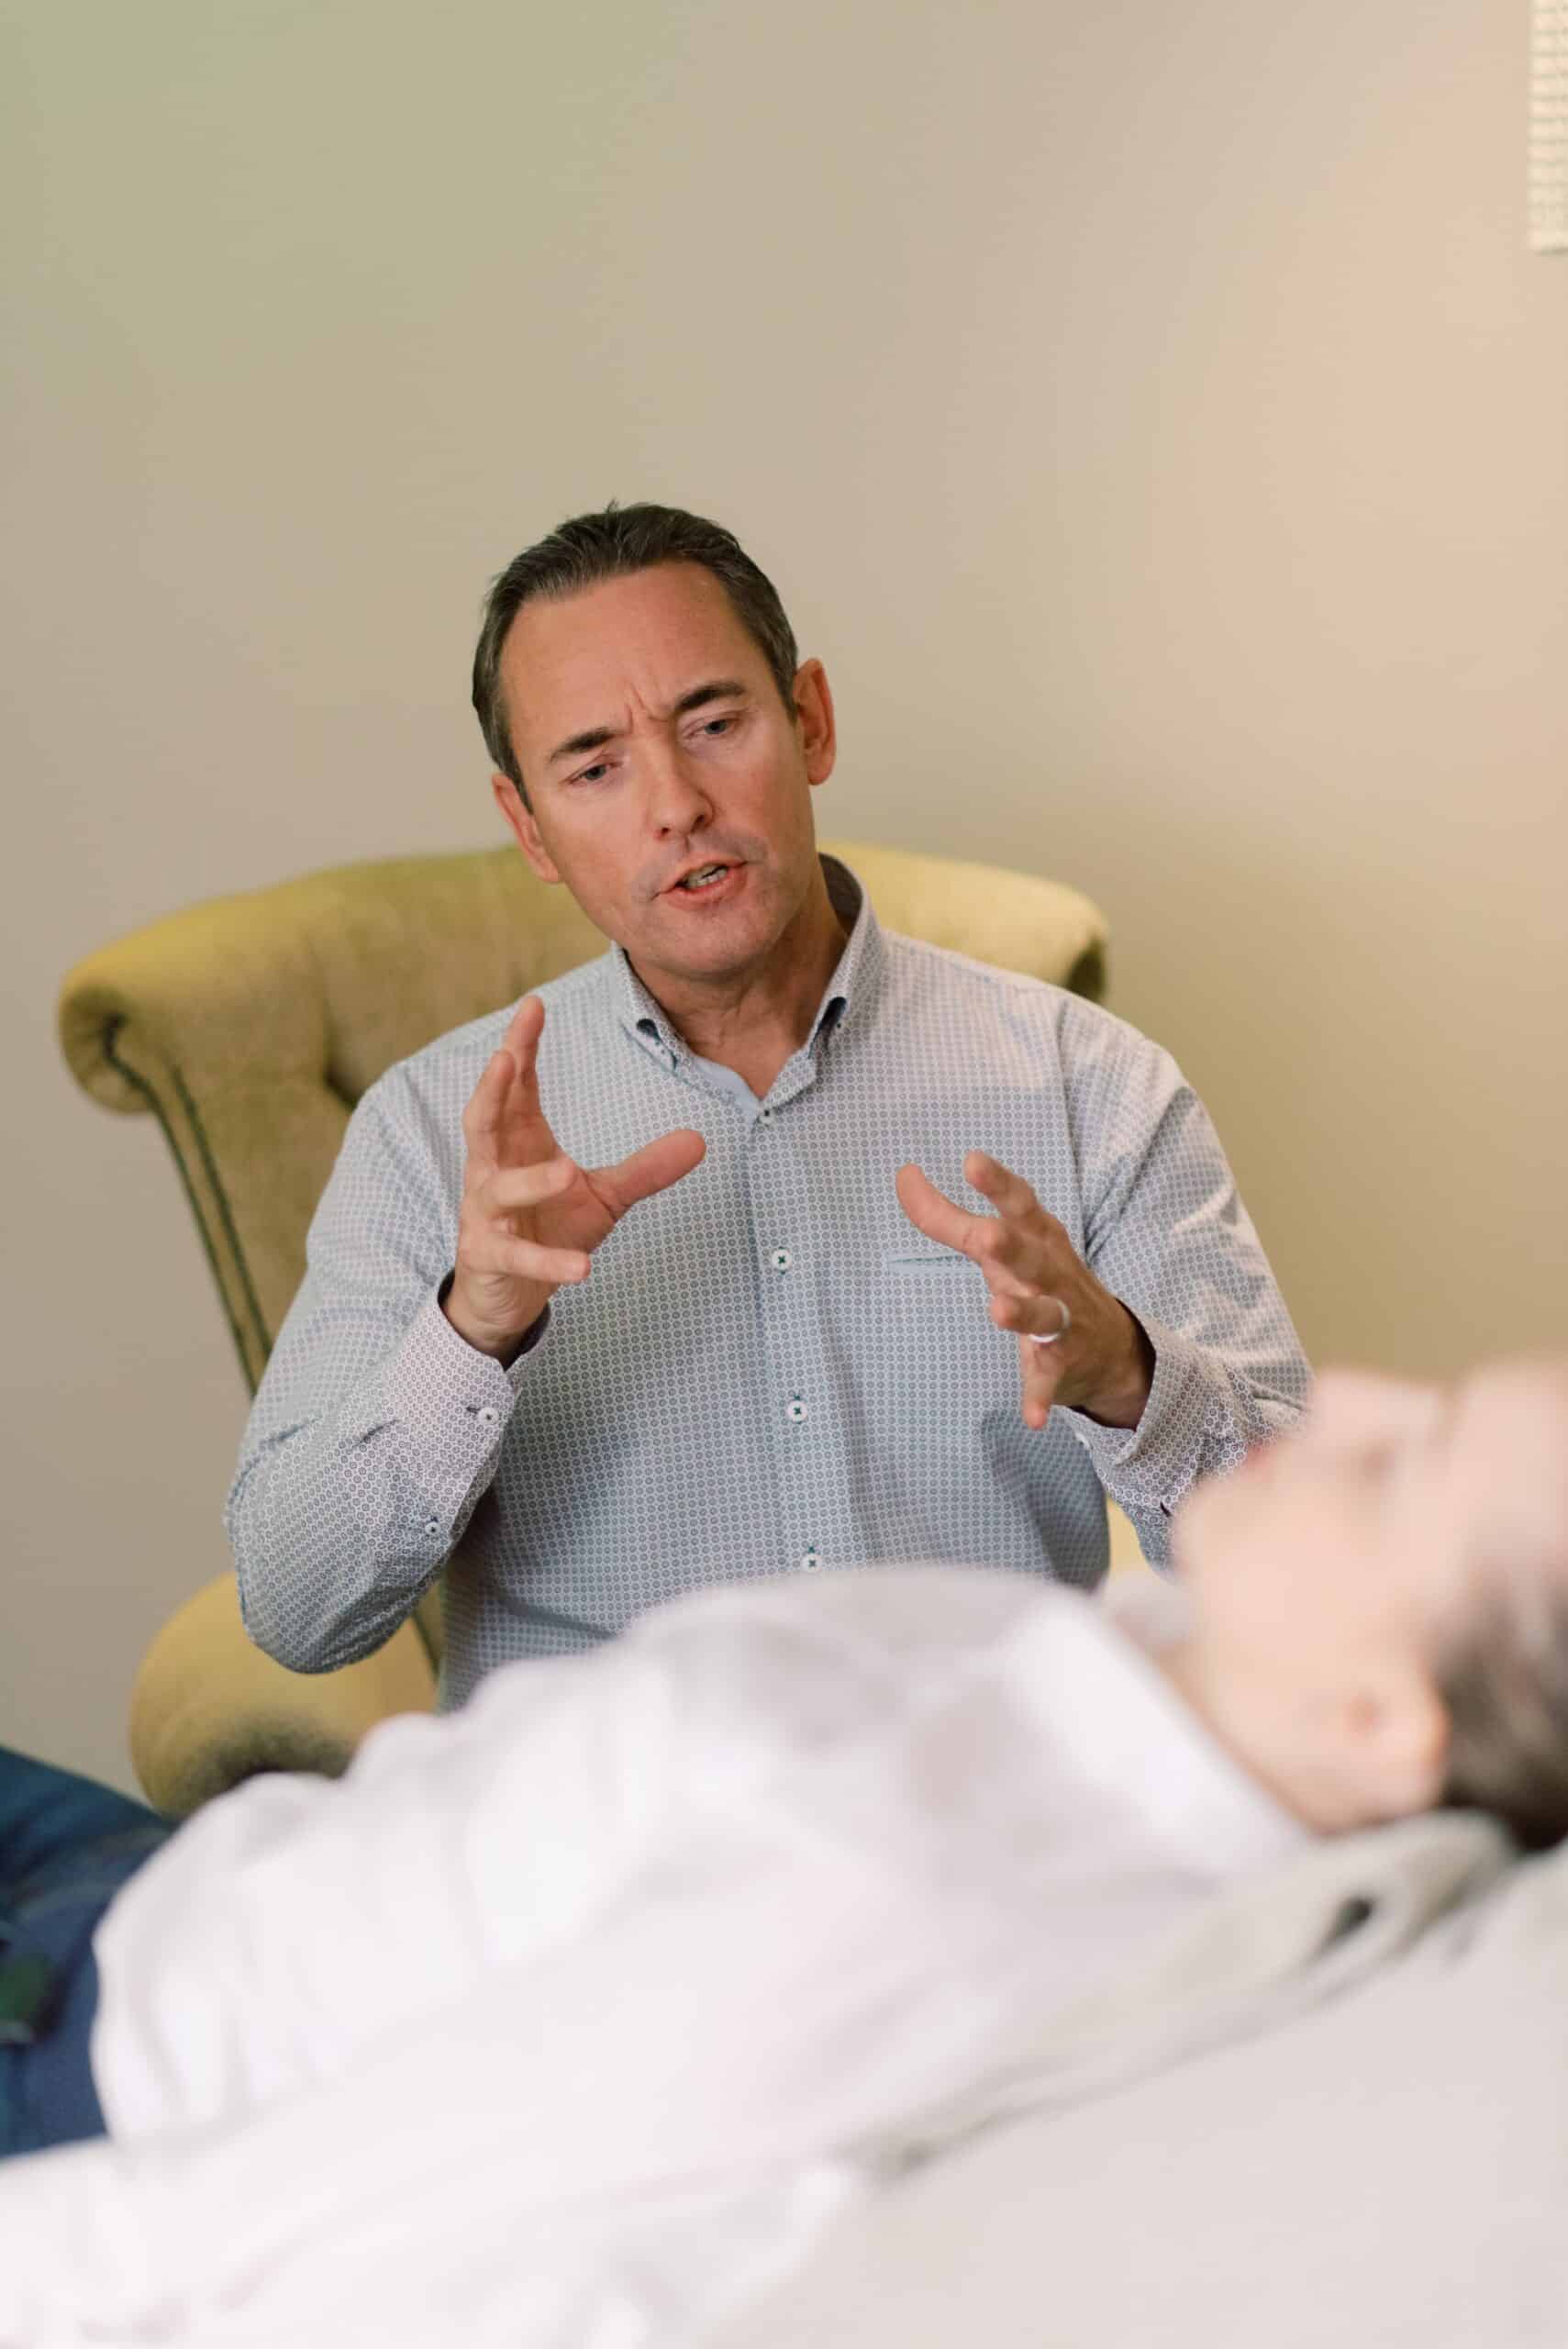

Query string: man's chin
641 879 782 966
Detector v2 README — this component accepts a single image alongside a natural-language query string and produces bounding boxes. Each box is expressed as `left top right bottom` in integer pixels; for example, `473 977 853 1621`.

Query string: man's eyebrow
672 677 750 718
545 680 751 767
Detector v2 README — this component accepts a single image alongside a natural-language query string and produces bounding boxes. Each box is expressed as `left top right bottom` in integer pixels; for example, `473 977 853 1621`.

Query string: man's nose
644 742 716 836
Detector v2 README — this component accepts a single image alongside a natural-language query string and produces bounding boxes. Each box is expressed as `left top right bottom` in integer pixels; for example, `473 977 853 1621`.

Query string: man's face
1174 1360 1568 1720
492 562 836 995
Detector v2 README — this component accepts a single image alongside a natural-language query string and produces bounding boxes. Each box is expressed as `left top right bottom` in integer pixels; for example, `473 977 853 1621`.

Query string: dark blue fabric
0 1745 172 2156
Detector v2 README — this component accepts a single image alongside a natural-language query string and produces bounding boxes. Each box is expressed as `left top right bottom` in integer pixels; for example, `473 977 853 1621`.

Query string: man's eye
574 762 610 785
695 717 735 739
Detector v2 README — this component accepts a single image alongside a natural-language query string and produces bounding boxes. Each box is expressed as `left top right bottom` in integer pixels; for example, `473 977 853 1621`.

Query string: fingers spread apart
479 1156 579 1218
897 1156 1064 1300
464 1232 591 1288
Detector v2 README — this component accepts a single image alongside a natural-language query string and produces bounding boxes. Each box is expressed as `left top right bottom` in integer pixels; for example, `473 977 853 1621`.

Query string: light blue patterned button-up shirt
228 859 1309 1706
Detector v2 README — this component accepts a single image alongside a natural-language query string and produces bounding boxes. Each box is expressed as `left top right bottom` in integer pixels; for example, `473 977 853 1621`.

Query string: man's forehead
501 564 760 734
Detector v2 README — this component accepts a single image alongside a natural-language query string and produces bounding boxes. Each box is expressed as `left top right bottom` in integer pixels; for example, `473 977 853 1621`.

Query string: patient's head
1169 1356 1568 1848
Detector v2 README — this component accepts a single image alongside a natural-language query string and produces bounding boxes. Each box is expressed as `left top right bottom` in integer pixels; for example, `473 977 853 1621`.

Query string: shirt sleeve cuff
350 1287 547 1501
1060 1315 1237 1518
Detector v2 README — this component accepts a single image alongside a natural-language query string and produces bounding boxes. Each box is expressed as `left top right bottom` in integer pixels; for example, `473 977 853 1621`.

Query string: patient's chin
1168 1480 1225 1579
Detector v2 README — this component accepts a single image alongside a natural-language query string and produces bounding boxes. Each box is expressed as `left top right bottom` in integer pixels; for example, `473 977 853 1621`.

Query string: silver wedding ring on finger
1026 1297 1072 1346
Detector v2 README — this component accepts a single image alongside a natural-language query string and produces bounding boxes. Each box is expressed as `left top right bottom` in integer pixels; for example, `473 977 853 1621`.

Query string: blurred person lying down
0 1354 1565 2347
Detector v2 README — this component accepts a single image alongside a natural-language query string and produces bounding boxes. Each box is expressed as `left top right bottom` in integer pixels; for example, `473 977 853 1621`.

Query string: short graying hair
472 501 800 807
1438 1543 1568 1853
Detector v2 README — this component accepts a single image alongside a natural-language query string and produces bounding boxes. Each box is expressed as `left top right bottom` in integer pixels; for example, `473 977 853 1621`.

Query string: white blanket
1 1809 1540 2348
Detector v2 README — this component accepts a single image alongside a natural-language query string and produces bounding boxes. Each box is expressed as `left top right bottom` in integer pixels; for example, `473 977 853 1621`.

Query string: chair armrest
129 1573 437 1818
58 889 355 1388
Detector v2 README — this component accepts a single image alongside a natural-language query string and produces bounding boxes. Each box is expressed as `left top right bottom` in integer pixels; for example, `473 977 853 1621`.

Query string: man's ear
492 774 561 885
1336 1667 1451 1824
793 659 837 789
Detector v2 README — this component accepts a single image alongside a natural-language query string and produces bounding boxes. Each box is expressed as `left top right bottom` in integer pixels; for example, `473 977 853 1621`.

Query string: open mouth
666 861 741 899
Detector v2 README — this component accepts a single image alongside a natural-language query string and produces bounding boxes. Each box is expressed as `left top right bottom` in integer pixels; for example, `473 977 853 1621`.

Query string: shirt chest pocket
878 1245 985 1330
874 1246 1011 1409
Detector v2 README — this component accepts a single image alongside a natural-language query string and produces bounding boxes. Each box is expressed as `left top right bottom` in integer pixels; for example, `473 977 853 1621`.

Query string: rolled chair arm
129 1573 437 1818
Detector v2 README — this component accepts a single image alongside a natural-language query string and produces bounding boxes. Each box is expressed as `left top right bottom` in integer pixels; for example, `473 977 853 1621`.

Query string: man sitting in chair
226 501 1308 1702
0 1352 1564 2348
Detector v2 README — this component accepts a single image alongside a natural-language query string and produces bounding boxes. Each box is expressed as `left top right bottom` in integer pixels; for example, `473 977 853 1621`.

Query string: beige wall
4 0 1563 1792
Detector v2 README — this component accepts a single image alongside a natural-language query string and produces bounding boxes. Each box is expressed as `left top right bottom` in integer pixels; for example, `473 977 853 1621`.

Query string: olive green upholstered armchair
58 840 1109 1816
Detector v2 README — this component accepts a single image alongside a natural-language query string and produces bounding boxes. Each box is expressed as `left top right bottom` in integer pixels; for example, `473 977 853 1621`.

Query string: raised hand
895 1149 1154 1431
446 996 706 1359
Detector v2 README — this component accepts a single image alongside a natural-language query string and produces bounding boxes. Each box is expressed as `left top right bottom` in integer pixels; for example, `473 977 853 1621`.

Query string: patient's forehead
1455 1357 1568 1457
1447 1358 1568 1560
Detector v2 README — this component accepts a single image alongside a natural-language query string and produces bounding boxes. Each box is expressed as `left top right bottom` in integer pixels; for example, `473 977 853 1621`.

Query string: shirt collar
613 852 884 1066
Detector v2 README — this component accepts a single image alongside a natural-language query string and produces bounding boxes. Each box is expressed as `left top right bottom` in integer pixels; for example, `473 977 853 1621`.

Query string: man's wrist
439 1274 549 1365
1084 1308 1157 1431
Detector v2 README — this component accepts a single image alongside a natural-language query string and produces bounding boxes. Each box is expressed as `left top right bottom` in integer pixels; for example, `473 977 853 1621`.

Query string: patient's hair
472 501 800 807
1436 1538 1568 1853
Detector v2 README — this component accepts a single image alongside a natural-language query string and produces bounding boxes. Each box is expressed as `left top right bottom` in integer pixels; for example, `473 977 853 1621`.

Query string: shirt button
769 1248 793 1273
474 1406 500 1426
800 1547 823 1572
785 1395 808 1424
422 1518 440 1537
759 1108 774 1124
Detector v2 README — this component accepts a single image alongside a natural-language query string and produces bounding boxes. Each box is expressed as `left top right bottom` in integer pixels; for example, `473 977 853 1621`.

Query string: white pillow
717 1838 1568 2349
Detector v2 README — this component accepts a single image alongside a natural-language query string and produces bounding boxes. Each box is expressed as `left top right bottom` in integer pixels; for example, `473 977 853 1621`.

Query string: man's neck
629 869 850 1099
